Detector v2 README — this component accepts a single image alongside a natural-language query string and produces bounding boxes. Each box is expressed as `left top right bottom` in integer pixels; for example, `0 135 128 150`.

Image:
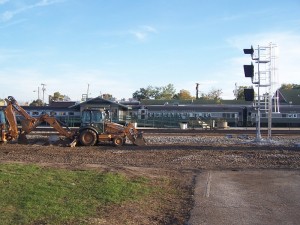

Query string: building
70 97 131 124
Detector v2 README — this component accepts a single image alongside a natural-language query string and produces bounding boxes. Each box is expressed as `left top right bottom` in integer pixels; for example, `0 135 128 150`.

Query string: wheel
113 136 124 147
79 129 97 146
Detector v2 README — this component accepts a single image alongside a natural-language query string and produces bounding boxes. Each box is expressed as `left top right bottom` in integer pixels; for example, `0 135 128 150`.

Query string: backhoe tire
79 129 97 146
113 136 124 147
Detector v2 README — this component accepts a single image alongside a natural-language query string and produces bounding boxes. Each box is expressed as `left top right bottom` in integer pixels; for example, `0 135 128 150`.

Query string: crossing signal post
243 45 262 141
243 43 278 141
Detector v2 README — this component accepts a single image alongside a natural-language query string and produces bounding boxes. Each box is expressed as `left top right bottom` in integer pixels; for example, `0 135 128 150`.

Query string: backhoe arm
4 96 77 146
3 103 19 141
40 114 75 139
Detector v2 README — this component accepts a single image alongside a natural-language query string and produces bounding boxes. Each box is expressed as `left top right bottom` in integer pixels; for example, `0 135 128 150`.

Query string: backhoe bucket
18 133 28 144
133 133 146 146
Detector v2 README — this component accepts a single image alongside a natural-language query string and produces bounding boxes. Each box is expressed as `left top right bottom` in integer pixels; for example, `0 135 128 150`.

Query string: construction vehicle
0 96 77 146
0 96 146 147
78 109 145 146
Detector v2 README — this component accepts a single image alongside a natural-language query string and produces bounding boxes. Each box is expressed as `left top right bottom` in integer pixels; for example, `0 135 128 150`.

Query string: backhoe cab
78 109 145 147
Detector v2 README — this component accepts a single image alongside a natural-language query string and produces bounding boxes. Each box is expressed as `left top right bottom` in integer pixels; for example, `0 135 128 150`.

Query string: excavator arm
4 96 77 146
3 102 19 141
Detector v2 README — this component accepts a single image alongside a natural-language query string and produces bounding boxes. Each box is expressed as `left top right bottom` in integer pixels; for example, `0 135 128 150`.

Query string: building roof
140 99 251 106
277 88 300 105
48 101 77 108
70 96 130 110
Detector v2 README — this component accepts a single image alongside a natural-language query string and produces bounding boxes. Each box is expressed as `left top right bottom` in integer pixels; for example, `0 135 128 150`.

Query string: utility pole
33 87 40 100
233 83 238 100
41 83 46 105
87 84 90 99
196 83 200 99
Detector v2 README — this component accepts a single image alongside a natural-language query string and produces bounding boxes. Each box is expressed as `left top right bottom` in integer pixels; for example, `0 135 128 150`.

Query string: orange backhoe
0 96 146 147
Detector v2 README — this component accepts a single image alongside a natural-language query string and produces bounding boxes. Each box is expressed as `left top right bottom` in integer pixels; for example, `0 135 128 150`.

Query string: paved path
188 170 300 225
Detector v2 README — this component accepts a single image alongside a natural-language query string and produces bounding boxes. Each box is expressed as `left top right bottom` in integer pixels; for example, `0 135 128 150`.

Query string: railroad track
28 127 300 137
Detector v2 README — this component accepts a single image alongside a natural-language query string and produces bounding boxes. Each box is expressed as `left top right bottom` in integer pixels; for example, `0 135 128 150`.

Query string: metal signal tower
243 43 278 141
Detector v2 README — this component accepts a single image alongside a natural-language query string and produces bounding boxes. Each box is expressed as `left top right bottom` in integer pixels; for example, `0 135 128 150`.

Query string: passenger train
1 102 300 128
130 103 300 128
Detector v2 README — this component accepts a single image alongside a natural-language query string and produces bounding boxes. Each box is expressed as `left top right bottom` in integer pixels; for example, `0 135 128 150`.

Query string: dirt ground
1 134 300 224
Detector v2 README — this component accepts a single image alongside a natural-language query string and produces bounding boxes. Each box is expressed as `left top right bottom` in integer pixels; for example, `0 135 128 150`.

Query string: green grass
0 163 151 224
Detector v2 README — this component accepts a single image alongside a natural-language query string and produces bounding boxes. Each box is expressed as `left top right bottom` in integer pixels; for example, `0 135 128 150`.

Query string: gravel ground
146 134 300 147
1 134 300 170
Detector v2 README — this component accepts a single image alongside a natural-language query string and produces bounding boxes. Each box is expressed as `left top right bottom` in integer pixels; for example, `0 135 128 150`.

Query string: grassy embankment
0 163 153 224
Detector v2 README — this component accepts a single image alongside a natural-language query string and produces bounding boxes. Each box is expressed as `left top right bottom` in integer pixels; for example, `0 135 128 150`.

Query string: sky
0 0 300 103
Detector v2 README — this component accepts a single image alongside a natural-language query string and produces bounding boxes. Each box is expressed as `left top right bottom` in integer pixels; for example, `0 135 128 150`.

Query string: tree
133 84 177 100
281 83 300 89
132 86 154 100
102 93 113 100
157 84 176 100
0 98 5 106
174 89 194 100
49 92 71 102
201 88 223 101
29 99 44 106
234 86 251 100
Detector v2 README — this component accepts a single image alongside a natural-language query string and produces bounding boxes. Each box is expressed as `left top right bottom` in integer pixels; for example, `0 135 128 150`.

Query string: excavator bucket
18 132 28 144
124 123 146 146
132 132 146 146
133 136 146 146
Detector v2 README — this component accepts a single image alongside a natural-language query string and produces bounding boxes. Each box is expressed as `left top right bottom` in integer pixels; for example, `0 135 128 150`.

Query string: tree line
132 83 223 101
1 83 298 106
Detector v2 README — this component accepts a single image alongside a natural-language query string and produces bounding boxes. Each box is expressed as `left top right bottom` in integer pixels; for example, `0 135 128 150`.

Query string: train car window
287 114 297 118
213 113 221 118
288 114 297 118
32 111 39 116
69 112 74 116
